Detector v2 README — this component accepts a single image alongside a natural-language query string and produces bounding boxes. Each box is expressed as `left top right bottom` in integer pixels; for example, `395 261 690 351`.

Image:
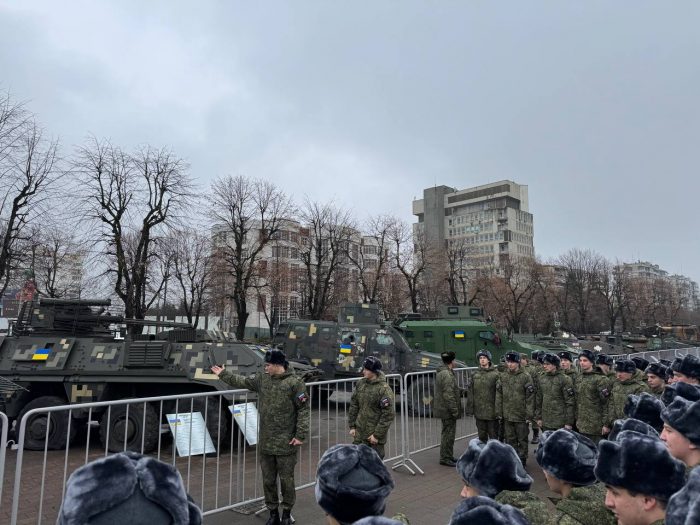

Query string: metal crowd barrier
1 411 8 510
626 347 700 363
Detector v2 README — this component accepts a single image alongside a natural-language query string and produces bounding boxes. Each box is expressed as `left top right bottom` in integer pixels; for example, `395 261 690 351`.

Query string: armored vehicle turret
0 298 319 451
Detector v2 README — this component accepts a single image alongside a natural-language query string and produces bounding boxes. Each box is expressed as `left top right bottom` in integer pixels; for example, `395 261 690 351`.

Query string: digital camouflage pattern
218 369 309 455
550 483 616 525
650 384 665 397
496 367 536 423
575 367 610 435
260 452 297 511
349 372 395 455
434 365 463 419
536 370 575 429
496 490 550 525
604 374 651 427
467 366 499 421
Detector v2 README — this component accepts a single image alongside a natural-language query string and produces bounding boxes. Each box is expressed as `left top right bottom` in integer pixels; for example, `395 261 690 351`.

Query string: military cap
536 429 597 486
558 351 573 362
666 465 700 525
542 353 560 367
661 381 700 406
578 349 596 363
623 392 664 431
614 359 636 374
659 358 672 367
672 354 700 379
504 352 521 363
530 350 542 361
631 356 650 372
57 452 202 525
476 349 492 362
595 430 686 502
441 351 456 364
596 354 614 367
315 444 394 524
645 362 668 379
264 349 286 366
608 418 659 442
661 397 700 445
456 439 532 498
670 356 683 372
449 496 529 525
362 356 382 373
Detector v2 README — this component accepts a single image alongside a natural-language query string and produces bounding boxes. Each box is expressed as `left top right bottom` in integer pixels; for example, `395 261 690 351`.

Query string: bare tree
76 139 193 330
25 226 84 298
389 220 430 313
210 175 293 340
443 238 483 306
595 259 631 333
557 248 604 333
346 214 395 304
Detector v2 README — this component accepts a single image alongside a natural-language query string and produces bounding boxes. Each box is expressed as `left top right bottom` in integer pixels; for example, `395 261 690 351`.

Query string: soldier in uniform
535 353 575 432
661 396 700 472
434 351 462 466
467 349 500 442
596 354 615 380
575 349 610 444
671 354 700 385
645 362 669 397
524 351 543 444
212 349 308 525
348 356 395 459
496 352 535 465
602 359 650 435
558 351 578 383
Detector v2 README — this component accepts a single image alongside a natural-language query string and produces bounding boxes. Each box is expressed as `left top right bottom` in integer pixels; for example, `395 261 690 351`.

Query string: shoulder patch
380 396 391 408
599 388 610 399
526 384 535 394
296 392 308 404
566 387 575 397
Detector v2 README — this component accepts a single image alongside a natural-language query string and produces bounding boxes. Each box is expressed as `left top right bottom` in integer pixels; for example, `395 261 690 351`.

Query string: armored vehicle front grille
125 341 169 367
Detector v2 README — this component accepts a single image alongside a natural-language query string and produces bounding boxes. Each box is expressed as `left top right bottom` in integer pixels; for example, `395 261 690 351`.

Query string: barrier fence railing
626 347 700 363
1 411 8 510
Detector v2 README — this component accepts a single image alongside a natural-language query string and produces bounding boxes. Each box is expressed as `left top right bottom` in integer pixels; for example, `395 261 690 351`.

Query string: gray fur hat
557 351 573 362
631 356 650 371
623 392 665 431
608 418 659 442
449 496 530 525
505 352 521 363
661 397 700 445
315 444 394 524
264 348 286 365
57 452 201 525
596 354 614 367
666 466 700 525
661 381 700 406
536 429 597 486
614 359 636 374
672 354 700 379
353 518 405 525
579 349 596 363
456 439 532 498
594 430 686 502
476 349 492 362
645 362 668 379
362 356 383 373
542 353 561 367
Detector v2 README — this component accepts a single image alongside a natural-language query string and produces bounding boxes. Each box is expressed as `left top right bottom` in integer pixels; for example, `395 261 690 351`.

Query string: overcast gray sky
2 1 698 283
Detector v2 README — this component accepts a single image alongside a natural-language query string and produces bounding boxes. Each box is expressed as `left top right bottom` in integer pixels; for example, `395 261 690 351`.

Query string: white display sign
229 402 259 446
166 411 217 457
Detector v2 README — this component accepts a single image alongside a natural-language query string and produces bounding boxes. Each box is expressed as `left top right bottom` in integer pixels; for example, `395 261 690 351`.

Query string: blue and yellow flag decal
339 344 352 354
453 331 465 339
32 348 51 361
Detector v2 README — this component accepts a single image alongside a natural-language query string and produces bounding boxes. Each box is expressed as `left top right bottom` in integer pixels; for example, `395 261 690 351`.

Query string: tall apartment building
620 261 668 280
412 180 535 269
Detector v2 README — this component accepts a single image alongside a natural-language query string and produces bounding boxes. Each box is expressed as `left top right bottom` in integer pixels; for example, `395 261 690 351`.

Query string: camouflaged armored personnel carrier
0 298 319 451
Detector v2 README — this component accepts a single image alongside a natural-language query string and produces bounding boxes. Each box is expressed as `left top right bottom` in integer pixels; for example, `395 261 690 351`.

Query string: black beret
594 431 686 502
631 357 650 371
505 352 521 363
614 360 636 374
536 429 597 486
608 418 660 442
441 351 456 364
674 354 700 379
542 353 561 367
623 393 664 431
315 444 394 523
596 354 614 366
661 397 700 445
579 349 596 363
666 466 700 525
661 381 700 406
558 351 573 362
645 362 668 379
456 439 532 498
264 349 286 366
449 496 529 525
362 356 383 373
476 349 492 362
57 452 201 525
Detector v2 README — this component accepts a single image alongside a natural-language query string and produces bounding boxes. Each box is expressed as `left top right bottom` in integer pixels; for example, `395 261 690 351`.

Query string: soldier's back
550 483 616 525
496 490 549 525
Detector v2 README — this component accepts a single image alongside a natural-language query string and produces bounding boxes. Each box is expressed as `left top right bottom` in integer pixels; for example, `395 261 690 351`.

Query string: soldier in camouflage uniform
575 349 610 444
526 351 545 444
661 396 700 471
496 352 535 465
596 354 615 381
212 349 308 525
467 349 500 442
536 429 616 525
434 351 462 466
602 359 650 434
535 353 575 431
645 362 668 398
558 351 578 384
348 356 395 459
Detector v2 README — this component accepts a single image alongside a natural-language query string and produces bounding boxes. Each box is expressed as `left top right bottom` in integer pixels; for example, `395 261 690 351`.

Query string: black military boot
266 509 280 525
280 509 292 525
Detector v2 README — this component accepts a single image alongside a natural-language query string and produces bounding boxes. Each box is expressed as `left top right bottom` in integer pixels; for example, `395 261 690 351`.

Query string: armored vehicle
0 298 319 451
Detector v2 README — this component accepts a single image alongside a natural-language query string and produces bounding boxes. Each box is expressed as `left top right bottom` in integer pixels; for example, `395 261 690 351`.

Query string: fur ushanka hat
661 397 700 445
579 349 596 363
449 496 529 525
608 418 659 442
315 444 394 524
666 466 700 525
672 354 700 379
542 353 561 367
645 362 668 379
614 359 637 374
631 356 650 372
354 518 406 525
623 392 664 431
661 381 700 406
264 348 286 365
456 439 532 498
57 452 201 525
536 429 597 486
595 430 686 502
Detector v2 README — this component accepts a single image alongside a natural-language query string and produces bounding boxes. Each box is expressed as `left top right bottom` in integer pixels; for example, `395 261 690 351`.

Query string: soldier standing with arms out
434 351 462 466
211 349 308 525
348 356 395 459
496 352 536 466
575 349 610 443
467 349 500 442
535 353 575 432
602 359 650 435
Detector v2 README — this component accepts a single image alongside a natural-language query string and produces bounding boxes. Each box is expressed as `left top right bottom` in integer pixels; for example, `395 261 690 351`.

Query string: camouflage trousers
504 421 529 463
353 437 385 459
440 417 457 462
475 418 499 442
260 452 298 511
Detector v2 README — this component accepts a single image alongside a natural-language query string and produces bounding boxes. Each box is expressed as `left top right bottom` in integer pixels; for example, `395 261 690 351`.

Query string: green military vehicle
0 298 320 451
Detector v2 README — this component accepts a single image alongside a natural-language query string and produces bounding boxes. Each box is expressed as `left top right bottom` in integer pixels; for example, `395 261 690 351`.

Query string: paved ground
204 441 558 525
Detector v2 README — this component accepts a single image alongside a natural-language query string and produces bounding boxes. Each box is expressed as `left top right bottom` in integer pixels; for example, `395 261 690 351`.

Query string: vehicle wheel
17 396 75 450
100 403 160 453
407 376 435 417
191 397 231 447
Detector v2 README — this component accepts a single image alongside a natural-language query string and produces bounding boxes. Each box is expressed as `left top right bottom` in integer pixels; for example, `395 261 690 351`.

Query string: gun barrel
124 319 193 329
38 298 112 307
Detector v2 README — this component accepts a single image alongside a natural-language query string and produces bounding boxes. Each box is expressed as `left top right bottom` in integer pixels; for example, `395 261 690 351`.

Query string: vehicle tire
17 396 75 450
406 376 435 418
99 402 160 453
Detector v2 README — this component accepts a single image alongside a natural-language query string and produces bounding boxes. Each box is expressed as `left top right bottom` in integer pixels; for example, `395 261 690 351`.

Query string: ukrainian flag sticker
454 331 465 339
339 344 352 354
32 348 51 361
